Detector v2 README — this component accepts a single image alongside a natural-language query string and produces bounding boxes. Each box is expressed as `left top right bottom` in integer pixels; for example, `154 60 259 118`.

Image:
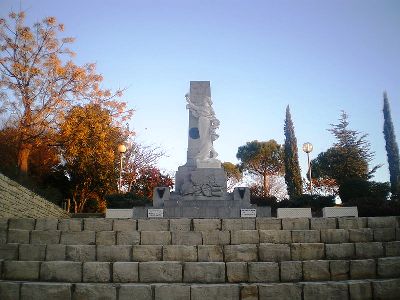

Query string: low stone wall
0 173 69 219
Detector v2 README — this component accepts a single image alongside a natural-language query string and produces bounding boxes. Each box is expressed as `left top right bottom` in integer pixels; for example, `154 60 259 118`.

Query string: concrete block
231 230 259 244
222 218 255 230
368 216 397 228
66 245 96 262
96 231 115 245
278 208 311 219
73 283 116 300
385 241 400 256
0 244 18 260
349 228 373 242
291 230 320 243
323 207 358 217
21 282 72 300
330 260 349 280
3 260 40 280
350 259 376 279
248 262 279 282
191 284 240 300
0 281 20 300
19 244 46 261
281 217 309 230
240 285 258 300
83 262 110 282
320 229 349 243
326 243 355 259
60 231 95 245
9 218 35 230
46 244 66 261
31 230 61 244
184 262 225 283
97 245 132 262
163 245 197 261
113 262 139 283
348 281 372 300
7 229 30 244
58 219 82 231
138 219 169 231
41 261 82 282
377 257 400 278
224 244 258 262
198 245 223 262
84 218 113 231
0 218 8 230
397 227 400 240
259 243 290 262
154 284 190 300
132 245 162 261
139 261 182 282
113 219 137 231
258 283 302 300
259 230 291 243
303 282 349 300
310 218 337 229
169 219 191 231
303 260 330 281
338 217 367 229
374 228 395 242
106 209 133 218
193 219 221 231
172 231 202 245
290 243 325 260
141 231 171 245
35 218 59 230
201 230 230 245
0 230 6 244
280 261 302 282
117 231 140 245
355 242 384 258
256 218 281 230
226 262 248 282
119 284 152 300
372 278 400 299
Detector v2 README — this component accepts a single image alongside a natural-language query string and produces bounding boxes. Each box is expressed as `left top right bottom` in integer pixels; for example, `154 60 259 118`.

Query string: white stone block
323 207 358 217
105 209 133 219
277 208 311 218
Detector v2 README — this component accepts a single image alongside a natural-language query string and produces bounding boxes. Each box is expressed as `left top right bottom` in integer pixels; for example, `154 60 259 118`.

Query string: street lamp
302 142 313 193
118 144 127 192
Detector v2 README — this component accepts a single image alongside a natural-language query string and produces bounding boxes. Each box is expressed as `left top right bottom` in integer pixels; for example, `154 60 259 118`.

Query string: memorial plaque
147 209 164 218
240 209 256 218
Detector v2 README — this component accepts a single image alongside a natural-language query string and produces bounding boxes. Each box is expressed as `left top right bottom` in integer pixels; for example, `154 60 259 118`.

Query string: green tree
312 111 377 186
283 105 302 198
222 161 243 191
236 139 284 196
0 11 131 175
59 104 125 212
383 92 400 198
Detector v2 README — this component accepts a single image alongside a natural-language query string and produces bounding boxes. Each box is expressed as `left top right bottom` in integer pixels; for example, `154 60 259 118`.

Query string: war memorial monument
149 81 270 218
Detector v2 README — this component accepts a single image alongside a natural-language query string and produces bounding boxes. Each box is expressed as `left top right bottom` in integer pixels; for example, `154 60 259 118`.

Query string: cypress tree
284 105 302 198
383 92 400 197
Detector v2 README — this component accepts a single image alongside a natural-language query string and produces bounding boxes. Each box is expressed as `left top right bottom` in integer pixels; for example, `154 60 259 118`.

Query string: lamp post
302 142 313 194
118 144 127 192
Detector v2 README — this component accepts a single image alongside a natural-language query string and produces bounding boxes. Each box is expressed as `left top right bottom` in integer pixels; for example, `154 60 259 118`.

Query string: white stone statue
185 93 221 168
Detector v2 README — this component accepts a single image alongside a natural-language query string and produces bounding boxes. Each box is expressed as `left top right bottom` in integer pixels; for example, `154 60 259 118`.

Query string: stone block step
2 228 399 247
2 241 399 262
1 257 399 284
0 279 399 299
1 216 399 233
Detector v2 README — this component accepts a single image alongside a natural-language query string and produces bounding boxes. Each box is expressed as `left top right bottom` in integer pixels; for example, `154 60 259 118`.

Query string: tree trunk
263 174 270 196
17 144 32 175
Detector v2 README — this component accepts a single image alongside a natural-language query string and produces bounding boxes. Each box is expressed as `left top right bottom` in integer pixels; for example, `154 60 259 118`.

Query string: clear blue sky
1 0 399 183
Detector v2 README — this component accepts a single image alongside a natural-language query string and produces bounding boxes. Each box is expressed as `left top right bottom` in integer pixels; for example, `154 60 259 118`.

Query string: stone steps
1 279 400 299
1 257 400 283
0 216 399 299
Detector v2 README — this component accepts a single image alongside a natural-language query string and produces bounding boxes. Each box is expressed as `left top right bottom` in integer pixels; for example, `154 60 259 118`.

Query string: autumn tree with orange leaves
0 11 132 175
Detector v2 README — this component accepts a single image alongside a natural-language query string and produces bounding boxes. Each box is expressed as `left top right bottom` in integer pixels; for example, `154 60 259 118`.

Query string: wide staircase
0 216 399 299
